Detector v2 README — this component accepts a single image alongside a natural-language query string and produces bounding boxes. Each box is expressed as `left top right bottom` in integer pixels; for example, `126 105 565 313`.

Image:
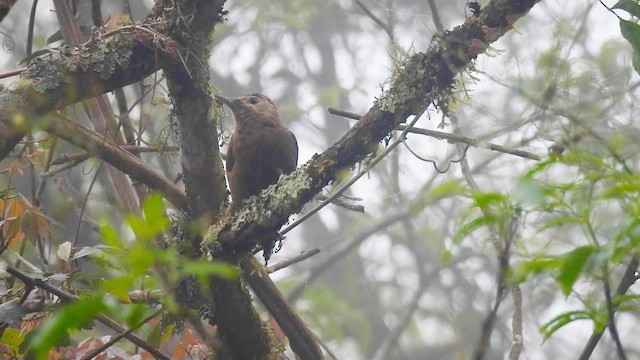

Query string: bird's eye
248 97 259 105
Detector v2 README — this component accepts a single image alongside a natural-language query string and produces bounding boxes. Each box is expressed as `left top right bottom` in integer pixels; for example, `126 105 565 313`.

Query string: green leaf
454 216 488 243
181 260 238 281
148 322 174 349
540 310 592 340
0 328 24 354
555 246 595 296
24 297 107 359
100 222 124 250
117 303 147 328
126 194 169 240
613 0 640 18
538 216 583 232
98 276 135 302
599 177 640 199
613 293 640 306
512 179 545 207
142 194 169 230
472 191 506 208
510 257 560 283
619 19 640 75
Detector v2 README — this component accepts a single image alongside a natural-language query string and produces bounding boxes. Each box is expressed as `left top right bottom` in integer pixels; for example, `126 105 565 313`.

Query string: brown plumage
215 93 298 211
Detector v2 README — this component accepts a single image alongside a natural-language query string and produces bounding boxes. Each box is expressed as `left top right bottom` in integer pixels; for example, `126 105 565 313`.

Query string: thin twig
45 157 89 177
315 193 365 212
355 0 395 42
71 160 104 249
286 172 453 303
603 277 627 360
371 263 463 360
328 107 541 161
578 257 639 359
472 213 519 360
268 248 321 273
281 111 422 236
427 0 444 32
80 308 163 360
34 137 58 206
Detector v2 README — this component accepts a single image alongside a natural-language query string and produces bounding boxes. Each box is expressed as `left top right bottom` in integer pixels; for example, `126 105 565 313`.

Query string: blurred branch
0 0 16 24
371 260 464 360
40 113 188 211
603 277 627 360
34 137 57 206
26 0 39 56
509 286 523 360
287 180 453 302
472 213 519 360
355 0 394 42
80 308 163 360
427 0 444 32
5 266 170 360
316 193 365 212
52 0 140 215
451 112 521 360
241 257 323 359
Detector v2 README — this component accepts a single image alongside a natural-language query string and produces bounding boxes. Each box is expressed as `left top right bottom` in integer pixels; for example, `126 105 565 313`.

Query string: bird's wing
289 130 298 166
226 136 235 173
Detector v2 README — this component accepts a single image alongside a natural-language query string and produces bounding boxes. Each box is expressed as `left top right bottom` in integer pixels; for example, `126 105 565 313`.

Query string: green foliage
454 189 512 244
614 0 640 74
555 246 596 296
540 308 607 340
614 0 640 18
23 194 237 355
0 328 24 356
458 146 640 341
24 297 108 359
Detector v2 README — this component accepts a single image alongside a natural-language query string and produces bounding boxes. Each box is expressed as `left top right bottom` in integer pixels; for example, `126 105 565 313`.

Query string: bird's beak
214 94 234 107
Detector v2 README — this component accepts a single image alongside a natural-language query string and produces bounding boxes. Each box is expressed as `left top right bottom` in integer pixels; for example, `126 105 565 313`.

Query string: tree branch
40 113 188 210
328 107 541 161
5 266 170 360
206 0 543 262
0 5 177 159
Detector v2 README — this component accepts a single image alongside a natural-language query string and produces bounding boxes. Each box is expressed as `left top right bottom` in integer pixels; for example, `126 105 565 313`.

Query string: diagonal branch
578 257 639 360
206 0 543 261
40 113 188 210
0 5 177 159
5 266 170 360
328 107 541 161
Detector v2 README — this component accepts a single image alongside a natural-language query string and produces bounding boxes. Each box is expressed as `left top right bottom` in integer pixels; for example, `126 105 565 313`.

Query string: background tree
0 0 638 359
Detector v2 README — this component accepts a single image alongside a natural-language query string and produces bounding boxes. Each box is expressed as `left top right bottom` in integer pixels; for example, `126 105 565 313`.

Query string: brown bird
215 93 298 211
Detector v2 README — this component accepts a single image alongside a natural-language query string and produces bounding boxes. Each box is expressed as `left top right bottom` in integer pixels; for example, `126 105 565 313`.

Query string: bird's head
214 93 281 126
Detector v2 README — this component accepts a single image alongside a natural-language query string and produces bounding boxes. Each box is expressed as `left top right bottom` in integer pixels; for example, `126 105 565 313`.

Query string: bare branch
79 308 163 360
579 258 639 360
241 258 323 359
268 248 321 273
509 286 523 360
328 107 541 161
40 113 188 210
